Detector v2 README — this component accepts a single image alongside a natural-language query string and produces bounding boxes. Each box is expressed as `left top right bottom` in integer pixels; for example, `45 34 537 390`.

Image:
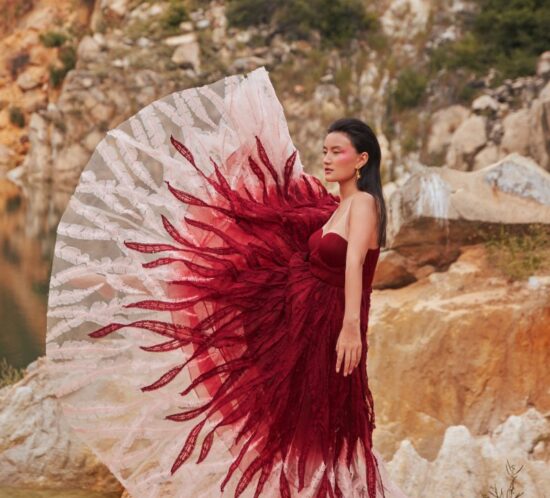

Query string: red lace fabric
45 66 398 498
87 133 384 498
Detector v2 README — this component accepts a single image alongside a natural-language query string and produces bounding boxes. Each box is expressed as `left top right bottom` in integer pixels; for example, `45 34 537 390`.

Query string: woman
46 67 407 497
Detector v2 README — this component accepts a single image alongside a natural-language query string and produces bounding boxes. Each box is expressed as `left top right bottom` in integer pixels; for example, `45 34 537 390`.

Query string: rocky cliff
1 0 549 497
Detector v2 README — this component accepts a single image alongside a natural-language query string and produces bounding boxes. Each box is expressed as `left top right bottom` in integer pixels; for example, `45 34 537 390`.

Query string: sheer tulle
45 66 407 498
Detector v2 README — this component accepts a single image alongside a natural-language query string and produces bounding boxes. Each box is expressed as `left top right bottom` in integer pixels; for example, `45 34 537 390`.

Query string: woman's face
322 132 368 182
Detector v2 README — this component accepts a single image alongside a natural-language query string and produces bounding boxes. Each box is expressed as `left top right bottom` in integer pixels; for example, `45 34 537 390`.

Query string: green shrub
9 106 25 127
392 68 427 110
9 52 30 79
432 0 550 79
226 0 277 27
0 358 25 389
39 31 68 47
49 66 65 87
49 45 77 88
59 45 76 70
160 0 189 30
226 0 378 48
483 224 550 281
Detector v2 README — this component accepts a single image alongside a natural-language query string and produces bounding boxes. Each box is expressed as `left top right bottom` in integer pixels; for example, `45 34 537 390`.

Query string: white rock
482 153 550 206
528 81 550 170
6 165 24 184
501 109 531 156
0 358 123 492
92 32 106 47
473 144 501 170
163 33 197 46
387 152 550 247
472 94 499 113
102 0 128 17
0 144 15 171
196 19 210 29
179 21 194 32
446 114 487 170
528 276 541 289
381 0 431 39
111 57 129 68
77 36 101 63
20 113 51 182
149 4 164 16
171 40 201 71
426 105 470 159
236 31 251 44
16 66 45 91
387 408 550 498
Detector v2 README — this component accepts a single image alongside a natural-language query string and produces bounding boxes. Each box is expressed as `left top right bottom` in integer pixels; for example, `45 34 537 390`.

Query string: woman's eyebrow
322 145 342 150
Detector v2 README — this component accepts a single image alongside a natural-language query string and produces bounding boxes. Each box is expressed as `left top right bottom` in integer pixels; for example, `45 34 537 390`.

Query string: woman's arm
335 192 377 376
343 192 376 324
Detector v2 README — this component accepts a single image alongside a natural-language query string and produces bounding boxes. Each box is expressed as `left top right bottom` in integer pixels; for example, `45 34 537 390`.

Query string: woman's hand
335 319 362 376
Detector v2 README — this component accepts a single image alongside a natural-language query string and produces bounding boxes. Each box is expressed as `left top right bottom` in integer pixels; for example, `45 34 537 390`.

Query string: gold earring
356 162 365 179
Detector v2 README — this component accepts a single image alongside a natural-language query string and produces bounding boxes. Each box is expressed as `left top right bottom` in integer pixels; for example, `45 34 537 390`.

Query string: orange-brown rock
370 243 550 461
0 0 91 170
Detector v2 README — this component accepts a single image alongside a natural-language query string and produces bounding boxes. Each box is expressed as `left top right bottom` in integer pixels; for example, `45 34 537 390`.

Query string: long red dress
45 66 407 498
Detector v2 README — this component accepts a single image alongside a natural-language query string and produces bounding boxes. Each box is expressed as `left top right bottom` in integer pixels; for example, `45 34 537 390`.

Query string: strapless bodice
306 227 380 289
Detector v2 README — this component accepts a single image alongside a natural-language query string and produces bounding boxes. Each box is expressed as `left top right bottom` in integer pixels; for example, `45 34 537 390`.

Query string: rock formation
370 242 550 459
426 70 550 172
377 153 550 286
0 356 123 494
388 408 550 497
0 1 549 497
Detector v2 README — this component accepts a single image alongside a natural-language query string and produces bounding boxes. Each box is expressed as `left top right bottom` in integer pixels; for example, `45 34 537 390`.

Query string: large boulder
530 81 550 172
376 153 550 288
371 243 550 460
445 114 488 171
501 109 531 156
426 105 470 160
0 357 123 494
387 408 550 498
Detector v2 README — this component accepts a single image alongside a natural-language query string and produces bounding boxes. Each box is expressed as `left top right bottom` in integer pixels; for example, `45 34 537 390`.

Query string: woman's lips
324 168 333 173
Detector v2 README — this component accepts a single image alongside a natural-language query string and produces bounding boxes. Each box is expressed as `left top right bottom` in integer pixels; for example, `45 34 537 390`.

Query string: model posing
46 67 409 498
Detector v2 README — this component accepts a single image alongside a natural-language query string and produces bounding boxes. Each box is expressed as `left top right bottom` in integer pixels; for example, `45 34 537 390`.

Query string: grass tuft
0 358 25 389
39 31 68 48
482 224 550 281
9 106 25 127
481 460 524 498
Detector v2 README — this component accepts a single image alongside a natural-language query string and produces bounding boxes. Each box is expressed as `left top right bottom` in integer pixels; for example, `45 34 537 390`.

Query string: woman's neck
338 180 360 201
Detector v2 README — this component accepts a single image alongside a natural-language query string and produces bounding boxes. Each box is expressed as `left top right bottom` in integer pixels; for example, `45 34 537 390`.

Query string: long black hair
327 117 387 248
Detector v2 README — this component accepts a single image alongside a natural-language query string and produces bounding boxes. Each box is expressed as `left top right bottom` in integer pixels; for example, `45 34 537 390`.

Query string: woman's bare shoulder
350 191 375 210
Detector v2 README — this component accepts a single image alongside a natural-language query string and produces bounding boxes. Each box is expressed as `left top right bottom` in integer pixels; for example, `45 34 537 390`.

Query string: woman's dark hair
327 117 387 248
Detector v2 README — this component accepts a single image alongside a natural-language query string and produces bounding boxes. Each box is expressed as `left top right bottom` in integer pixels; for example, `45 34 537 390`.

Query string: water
0 488 121 498
0 179 121 498
0 179 56 371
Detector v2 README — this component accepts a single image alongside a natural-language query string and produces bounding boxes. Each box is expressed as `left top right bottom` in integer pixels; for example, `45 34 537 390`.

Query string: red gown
45 66 407 498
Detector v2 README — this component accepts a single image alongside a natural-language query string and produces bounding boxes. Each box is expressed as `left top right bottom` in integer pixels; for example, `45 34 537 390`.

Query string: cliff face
3 0 550 194
3 0 550 212
1 1 549 496
372 242 550 459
